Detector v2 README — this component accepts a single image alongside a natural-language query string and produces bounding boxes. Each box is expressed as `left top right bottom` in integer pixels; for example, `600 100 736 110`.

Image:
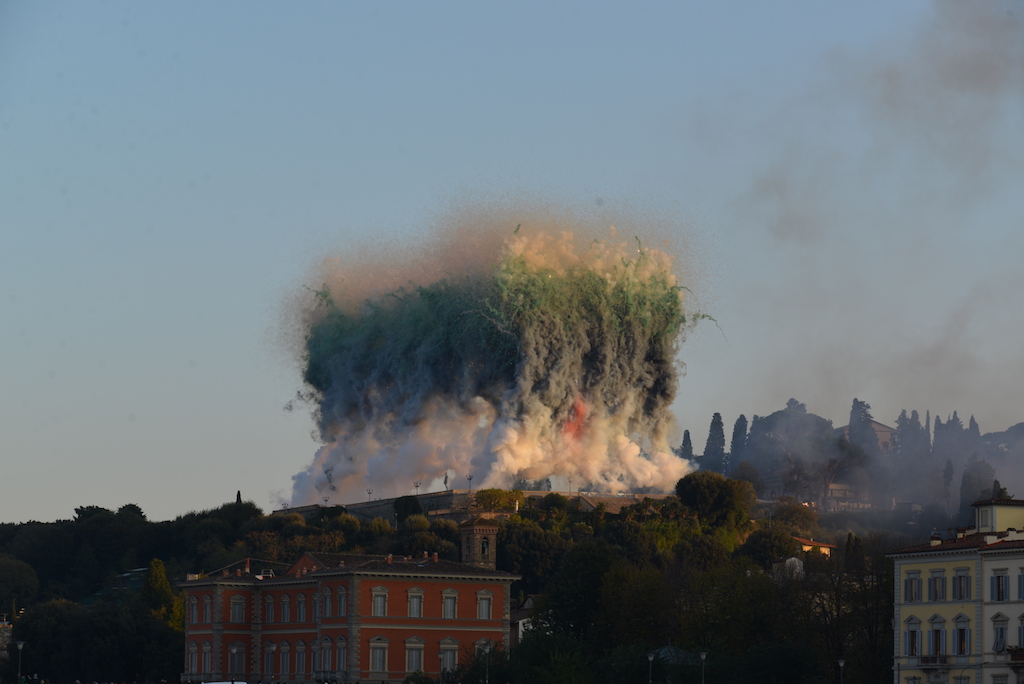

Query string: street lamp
15 641 25 684
700 651 708 684
838 658 845 684
414 481 421 495
647 652 655 684
438 651 445 684
367 488 373 501
230 644 238 684
483 642 491 684
467 474 473 491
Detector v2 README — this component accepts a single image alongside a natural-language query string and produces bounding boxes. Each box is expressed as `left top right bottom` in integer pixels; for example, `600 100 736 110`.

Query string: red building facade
181 548 516 683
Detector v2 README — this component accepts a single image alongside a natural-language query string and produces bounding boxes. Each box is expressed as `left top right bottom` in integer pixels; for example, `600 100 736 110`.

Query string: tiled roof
303 552 517 579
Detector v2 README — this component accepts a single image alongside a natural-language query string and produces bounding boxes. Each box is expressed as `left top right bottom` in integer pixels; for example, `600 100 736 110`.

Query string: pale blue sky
3 1 1023 522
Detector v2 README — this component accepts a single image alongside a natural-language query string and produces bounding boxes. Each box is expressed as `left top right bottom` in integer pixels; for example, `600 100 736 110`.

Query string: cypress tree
702 413 727 474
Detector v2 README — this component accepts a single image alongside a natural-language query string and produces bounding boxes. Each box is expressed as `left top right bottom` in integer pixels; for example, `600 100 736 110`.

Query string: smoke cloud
288 206 703 504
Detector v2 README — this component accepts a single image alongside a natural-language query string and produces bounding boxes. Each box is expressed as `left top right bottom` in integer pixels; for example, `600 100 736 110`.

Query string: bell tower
459 518 498 570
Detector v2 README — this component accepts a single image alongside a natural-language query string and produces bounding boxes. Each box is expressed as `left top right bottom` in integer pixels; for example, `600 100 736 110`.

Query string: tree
943 459 955 517
959 454 996 520
139 558 174 621
702 413 727 474
730 414 748 464
675 471 753 531
731 461 763 497
677 430 694 460
738 528 799 570
394 495 423 523
848 398 880 460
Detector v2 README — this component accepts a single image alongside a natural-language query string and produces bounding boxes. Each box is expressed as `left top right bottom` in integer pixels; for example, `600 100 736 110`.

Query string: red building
181 521 515 683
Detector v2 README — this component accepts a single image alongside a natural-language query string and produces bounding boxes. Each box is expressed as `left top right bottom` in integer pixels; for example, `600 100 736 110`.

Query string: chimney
387 554 393 564
222 570 229 577
423 551 429 559
236 569 242 577
432 552 438 562
244 558 251 574
930 533 942 546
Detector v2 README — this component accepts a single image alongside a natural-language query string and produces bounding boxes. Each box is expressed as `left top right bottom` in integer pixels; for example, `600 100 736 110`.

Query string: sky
2 0 1023 523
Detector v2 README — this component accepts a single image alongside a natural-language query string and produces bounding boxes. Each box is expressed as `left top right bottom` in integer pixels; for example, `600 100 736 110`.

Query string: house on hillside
180 520 517 684
890 498 1024 684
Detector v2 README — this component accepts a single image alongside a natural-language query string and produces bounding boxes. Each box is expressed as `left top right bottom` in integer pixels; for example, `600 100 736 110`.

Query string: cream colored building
891 499 1024 684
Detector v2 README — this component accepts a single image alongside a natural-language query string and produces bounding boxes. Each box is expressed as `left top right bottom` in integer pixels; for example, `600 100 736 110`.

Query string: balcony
919 656 948 668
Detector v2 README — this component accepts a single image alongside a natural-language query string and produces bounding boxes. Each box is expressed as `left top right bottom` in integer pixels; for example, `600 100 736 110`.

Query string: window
905 678 921 684
993 613 1008 652
281 595 291 623
337 639 347 672
230 596 245 623
1018 614 1024 648
953 615 970 656
405 638 424 672
372 586 389 616
188 596 198 624
188 642 198 673
320 638 331 671
481 536 490 559
904 617 922 657
265 595 275 623
264 643 275 675
440 647 457 671
370 640 388 673
279 642 291 674
993 571 1010 601
296 640 306 674
928 571 946 601
203 595 212 622
982 509 991 527
297 593 307 621
312 642 321 671
408 588 424 617
338 587 347 616
905 572 922 603
442 589 459 619
929 615 946 656
202 642 211 673
953 569 971 601
992 675 1008 684
227 643 245 674
1019 570 1024 600
322 588 332 617
477 590 493 619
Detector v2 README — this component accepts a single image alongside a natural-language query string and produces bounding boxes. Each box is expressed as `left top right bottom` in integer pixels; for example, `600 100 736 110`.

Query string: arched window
279 641 291 675
187 642 198 673
296 640 307 674
320 637 332 671
297 593 307 622
263 642 276 675
202 595 212 623
188 596 198 624
202 641 212 673
227 642 246 675
281 594 291 622
338 587 348 616
481 536 490 559
337 637 348 672
265 595 275 623
322 587 332 618
229 595 245 623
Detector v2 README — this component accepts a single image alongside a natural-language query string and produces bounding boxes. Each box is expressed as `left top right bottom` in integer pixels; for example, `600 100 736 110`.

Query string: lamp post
838 658 845 684
483 642 491 684
230 644 238 684
15 641 25 684
699 651 707 684
467 474 473 492
647 652 654 684
414 481 421 496
266 643 276 683
367 488 373 501
438 651 445 684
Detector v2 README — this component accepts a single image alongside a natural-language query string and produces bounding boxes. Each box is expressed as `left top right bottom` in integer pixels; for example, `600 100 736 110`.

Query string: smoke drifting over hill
288 207 704 504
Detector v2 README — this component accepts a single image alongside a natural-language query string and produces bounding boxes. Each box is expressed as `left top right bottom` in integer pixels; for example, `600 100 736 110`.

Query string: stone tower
459 518 498 570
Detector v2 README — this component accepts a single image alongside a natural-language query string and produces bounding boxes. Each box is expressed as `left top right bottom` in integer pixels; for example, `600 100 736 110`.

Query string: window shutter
904 631 908 656
965 628 970 654
966 577 971 600
941 577 946 600
992 576 998 600
942 628 947 655
1018 624 1023 648
905 578 909 601
1019 574 1023 600
928 579 933 601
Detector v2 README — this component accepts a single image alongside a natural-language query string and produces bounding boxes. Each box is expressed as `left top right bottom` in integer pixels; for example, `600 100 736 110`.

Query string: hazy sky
3 1 1023 523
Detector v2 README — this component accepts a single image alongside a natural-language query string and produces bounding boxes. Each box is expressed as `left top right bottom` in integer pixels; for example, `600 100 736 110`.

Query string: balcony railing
919 656 948 667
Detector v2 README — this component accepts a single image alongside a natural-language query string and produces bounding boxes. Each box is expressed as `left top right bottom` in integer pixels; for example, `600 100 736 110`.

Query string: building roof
972 498 1024 508
891 530 1024 556
792 536 837 550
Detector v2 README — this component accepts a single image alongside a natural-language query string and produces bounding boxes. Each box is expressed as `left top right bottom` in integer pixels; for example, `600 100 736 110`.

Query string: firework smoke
289 208 704 504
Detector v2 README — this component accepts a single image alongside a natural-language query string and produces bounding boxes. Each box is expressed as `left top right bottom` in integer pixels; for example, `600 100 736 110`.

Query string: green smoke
293 228 703 502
